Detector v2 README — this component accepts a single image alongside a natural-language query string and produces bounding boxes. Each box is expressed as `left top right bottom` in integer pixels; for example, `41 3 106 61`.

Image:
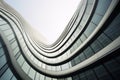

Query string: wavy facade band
0 0 120 80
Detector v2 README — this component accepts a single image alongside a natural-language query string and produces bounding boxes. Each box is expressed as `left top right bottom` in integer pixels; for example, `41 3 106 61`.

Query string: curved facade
0 0 120 80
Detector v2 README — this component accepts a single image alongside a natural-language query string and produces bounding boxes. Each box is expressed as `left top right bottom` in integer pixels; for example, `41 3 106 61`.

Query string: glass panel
87 0 94 4
80 19 86 27
79 52 86 62
91 13 103 25
70 46 75 53
11 41 18 49
35 72 40 80
85 70 97 80
104 59 120 80
74 55 81 65
7 34 15 41
51 66 56 71
94 65 112 80
95 0 112 15
73 43 78 50
42 63 46 69
74 27 80 38
61 63 69 70
28 68 36 80
91 40 103 53
72 75 80 80
71 60 75 66
67 77 72 80
17 55 25 66
104 14 120 40
0 24 10 30
46 65 51 70
22 61 30 74
0 48 4 57
84 47 94 58
0 68 13 80
97 33 112 47
3 29 13 36
0 64 8 78
13 47 19 56
84 22 96 37
45 76 51 80
56 66 61 71
40 74 45 80
76 38 82 47
79 72 87 80
80 34 87 42
82 13 88 22
116 55 120 63
0 20 7 25
0 41 2 48
86 4 92 14
0 55 7 69
52 78 57 80
11 76 17 80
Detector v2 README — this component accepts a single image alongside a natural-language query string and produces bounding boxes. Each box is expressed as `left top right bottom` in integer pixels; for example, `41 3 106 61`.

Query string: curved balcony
0 0 120 80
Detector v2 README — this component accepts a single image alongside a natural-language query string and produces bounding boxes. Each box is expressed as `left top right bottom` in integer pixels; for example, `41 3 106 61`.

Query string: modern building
0 0 120 80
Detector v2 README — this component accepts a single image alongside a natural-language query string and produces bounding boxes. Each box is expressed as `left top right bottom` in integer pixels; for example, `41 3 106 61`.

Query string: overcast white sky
5 0 81 44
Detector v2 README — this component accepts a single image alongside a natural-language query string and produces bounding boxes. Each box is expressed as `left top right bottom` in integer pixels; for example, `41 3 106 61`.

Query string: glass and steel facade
0 0 120 80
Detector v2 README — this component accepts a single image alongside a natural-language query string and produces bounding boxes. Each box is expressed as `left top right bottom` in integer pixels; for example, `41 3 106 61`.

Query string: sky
5 0 81 44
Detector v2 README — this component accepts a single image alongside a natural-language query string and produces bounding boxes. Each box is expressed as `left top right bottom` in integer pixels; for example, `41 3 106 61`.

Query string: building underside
0 0 120 80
